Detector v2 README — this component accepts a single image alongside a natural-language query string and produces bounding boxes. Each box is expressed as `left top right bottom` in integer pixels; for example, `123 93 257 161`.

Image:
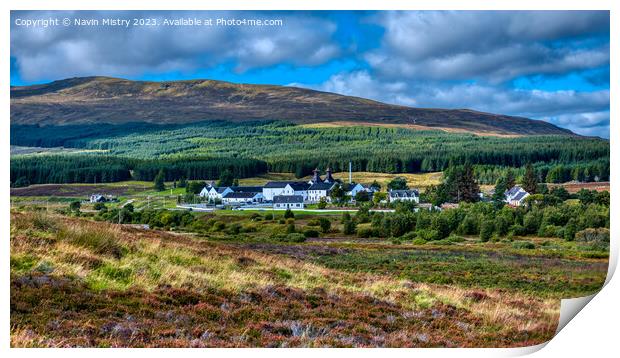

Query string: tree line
10 155 268 187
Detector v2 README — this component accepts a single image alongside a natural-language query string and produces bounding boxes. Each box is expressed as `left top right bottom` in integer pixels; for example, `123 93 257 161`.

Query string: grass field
10 210 608 347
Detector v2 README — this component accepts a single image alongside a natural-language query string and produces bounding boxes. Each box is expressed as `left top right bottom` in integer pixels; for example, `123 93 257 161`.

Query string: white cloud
294 70 610 138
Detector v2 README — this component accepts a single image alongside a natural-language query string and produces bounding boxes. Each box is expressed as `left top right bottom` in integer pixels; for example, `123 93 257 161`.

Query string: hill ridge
10 76 574 136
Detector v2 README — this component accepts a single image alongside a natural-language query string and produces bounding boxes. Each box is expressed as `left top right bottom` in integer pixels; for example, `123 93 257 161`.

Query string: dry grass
11 211 561 347
239 171 442 189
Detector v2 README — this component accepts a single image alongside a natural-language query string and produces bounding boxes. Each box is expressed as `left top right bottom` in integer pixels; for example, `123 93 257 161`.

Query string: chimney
349 161 352 184
325 167 334 183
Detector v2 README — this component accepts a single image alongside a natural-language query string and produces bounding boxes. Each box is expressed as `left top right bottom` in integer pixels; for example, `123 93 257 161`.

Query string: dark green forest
11 120 609 186
10 155 268 187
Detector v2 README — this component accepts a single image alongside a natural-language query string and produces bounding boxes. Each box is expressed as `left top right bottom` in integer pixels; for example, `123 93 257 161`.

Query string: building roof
309 182 335 190
264 181 310 190
231 186 263 193
389 189 419 197
273 195 304 204
505 185 526 197
214 187 231 194
342 183 363 191
512 191 529 202
223 192 261 199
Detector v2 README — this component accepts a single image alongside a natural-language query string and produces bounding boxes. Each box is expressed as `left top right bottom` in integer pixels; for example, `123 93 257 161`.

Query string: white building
200 186 233 201
504 185 530 206
388 189 420 203
307 182 336 203
222 192 264 205
262 181 310 201
273 195 305 209
343 183 366 198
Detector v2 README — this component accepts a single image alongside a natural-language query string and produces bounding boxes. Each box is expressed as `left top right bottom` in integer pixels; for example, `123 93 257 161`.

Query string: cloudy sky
10 10 610 138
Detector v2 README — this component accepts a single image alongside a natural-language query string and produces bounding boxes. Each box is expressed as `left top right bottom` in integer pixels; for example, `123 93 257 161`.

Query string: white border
3 1 617 357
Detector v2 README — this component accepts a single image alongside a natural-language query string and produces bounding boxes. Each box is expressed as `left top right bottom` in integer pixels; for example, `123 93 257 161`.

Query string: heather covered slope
10 211 608 347
10 76 573 136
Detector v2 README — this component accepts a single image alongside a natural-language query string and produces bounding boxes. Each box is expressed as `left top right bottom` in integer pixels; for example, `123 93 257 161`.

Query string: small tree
217 170 234 187
330 183 346 204
387 177 408 191
522 163 538 194
355 191 370 202
284 208 295 219
370 180 381 192
317 197 327 209
479 219 494 242
154 169 166 191
178 177 187 188
318 217 331 233
69 201 81 212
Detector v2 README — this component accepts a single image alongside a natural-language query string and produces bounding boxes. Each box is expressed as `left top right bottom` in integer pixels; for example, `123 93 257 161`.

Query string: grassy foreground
10 210 608 347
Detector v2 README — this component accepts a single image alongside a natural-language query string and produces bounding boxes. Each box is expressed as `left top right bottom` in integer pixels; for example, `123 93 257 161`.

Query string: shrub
264 213 274 220
509 224 526 236
575 228 610 249
306 219 320 227
318 217 331 233
343 220 357 235
278 219 286 224
416 229 440 241
446 234 465 243
284 209 295 219
356 226 375 238
512 241 535 249
303 229 320 238
286 223 296 234
226 223 242 235
412 238 427 245
479 219 495 242
317 198 327 209
285 218 295 225
242 224 258 233
390 238 402 245
93 202 107 211
211 221 226 232
538 225 562 238
401 231 417 241
284 233 306 243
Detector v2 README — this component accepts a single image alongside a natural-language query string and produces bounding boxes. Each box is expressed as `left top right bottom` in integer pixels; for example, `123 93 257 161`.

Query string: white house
307 182 336 203
504 185 530 206
388 189 420 203
343 183 366 198
273 195 305 209
262 181 310 201
200 186 233 201
222 191 264 205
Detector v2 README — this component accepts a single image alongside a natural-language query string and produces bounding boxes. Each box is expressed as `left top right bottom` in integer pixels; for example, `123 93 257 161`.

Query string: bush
286 218 295 225
226 223 242 235
284 209 295 219
93 202 107 211
343 220 357 235
390 238 402 245
508 224 526 236
412 238 427 245
306 219 320 227
303 229 320 238
286 223 296 234
356 226 375 238
211 221 226 232
278 219 286 224
284 233 306 243
317 198 327 209
538 225 563 238
318 217 332 233
479 219 495 242
512 241 535 249
446 234 465 243
416 228 440 241
575 228 610 249
264 213 274 220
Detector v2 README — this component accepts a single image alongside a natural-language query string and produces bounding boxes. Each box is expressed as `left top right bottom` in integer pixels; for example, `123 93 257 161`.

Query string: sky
10 10 610 138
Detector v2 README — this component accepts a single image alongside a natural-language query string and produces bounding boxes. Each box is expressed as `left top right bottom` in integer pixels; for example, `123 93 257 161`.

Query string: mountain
10 76 574 136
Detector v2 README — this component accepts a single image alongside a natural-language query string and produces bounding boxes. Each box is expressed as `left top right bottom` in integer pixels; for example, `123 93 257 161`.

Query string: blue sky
10 10 610 137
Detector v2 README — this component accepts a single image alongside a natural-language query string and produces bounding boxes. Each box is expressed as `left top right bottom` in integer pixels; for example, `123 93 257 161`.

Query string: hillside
10 76 573 136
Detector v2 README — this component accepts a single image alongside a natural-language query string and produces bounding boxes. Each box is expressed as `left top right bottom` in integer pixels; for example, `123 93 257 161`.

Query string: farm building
262 181 310 201
222 191 264 205
504 186 530 206
388 189 420 203
273 195 305 209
